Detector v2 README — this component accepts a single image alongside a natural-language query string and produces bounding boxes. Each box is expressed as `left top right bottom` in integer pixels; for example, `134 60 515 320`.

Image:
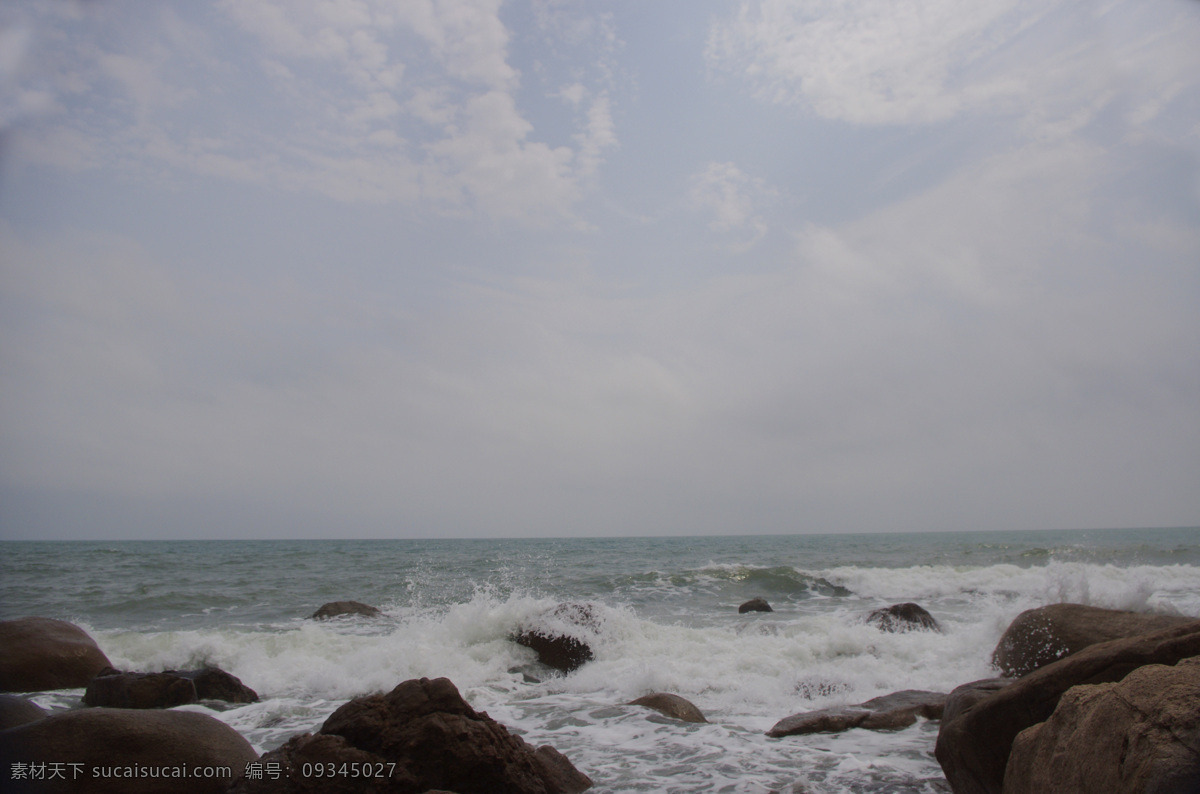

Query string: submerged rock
738 597 773 614
513 603 599 673
991 602 1192 677
935 619 1200 794
0 617 114 693
83 666 258 709
628 693 707 723
1004 656 1200 794
310 601 382 620
768 690 945 738
865 603 940 633
229 676 591 794
0 707 258 793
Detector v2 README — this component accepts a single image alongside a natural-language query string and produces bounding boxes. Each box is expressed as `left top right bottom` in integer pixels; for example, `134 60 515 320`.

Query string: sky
0 0 1198 540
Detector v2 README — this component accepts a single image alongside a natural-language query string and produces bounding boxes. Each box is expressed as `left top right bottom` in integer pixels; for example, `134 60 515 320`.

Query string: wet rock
84 671 197 709
513 603 598 673
0 707 258 793
83 667 257 709
229 676 591 794
865 603 940 633
0 695 47 730
942 678 1013 725
1003 657 1200 794
935 619 1200 794
628 693 707 723
768 690 945 738
738 597 773 614
311 601 382 620
0 617 114 693
992 602 1191 677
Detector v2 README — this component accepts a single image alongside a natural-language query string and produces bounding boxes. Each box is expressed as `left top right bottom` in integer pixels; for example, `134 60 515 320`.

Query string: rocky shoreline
2 601 1198 792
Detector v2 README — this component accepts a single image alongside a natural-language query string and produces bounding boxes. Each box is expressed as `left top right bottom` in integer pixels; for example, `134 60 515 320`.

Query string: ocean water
2 527 1198 793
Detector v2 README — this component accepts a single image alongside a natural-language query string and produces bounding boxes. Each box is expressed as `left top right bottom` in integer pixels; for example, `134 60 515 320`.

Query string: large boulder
0 707 258 793
311 601 382 620
0 618 113 693
628 693 707 723
83 666 257 709
513 603 598 673
1003 657 1200 794
935 619 1200 794
0 696 47 731
941 678 1013 725
768 690 945 738
230 676 590 794
992 603 1191 677
866 603 940 633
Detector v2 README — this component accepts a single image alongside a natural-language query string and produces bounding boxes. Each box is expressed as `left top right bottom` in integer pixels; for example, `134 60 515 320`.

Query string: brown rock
0 695 47 730
935 619 1200 794
768 690 945 738
311 601 382 620
866 603 940 633
739 598 773 614
992 603 1191 677
84 671 197 709
513 603 598 673
1003 657 1200 794
0 707 258 793
628 693 707 723
83 667 257 709
231 677 590 794
0 618 114 693
942 678 1013 725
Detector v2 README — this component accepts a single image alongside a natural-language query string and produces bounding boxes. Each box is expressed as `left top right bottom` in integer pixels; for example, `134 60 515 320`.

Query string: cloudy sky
1 0 1198 540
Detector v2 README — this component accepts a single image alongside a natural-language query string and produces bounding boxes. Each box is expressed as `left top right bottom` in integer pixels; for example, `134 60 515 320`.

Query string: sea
2 527 1198 793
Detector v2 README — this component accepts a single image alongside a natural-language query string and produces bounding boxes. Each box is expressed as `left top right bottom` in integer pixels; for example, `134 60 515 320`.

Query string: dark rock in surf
865 603 940 633
991 602 1192 677
0 695 47 730
83 667 258 709
84 670 197 709
0 707 258 793
739 597 773 614
513 603 598 673
1003 656 1200 794
0 617 114 693
768 690 945 738
628 693 707 723
229 676 592 794
935 619 1200 794
311 601 383 620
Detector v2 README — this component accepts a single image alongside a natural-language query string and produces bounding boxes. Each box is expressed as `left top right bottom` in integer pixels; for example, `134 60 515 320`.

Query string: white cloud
688 162 775 246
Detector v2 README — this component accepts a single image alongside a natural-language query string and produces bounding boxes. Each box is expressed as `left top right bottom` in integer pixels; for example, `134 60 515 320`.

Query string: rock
230 676 590 794
513 603 598 673
935 619 1200 794
0 707 258 793
179 668 259 704
0 618 114 693
84 671 197 709
628 693 707 723
83 667 258 709
0 695 47 730
739 597 773 614
1003 657 1200 794
866 603 940 633
1014 656 1200 792
942 678 1013 725
768 690 945 738
992 603 1191 677
311 601 382 620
